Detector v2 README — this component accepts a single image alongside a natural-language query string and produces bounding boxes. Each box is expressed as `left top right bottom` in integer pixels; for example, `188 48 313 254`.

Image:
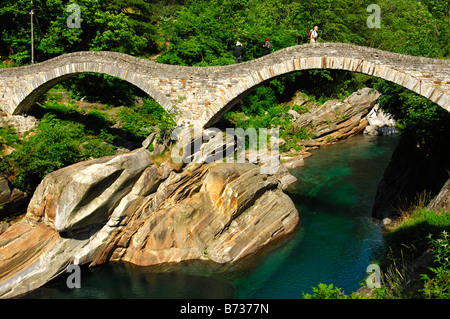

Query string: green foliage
1 0 448 64
0 113 117 191
157 0 240 66
374 80 450 150
38 94 176 146
39 101 113 136
363 0 449 58
292 104 309 114
302 283 342 299
0 126 19 147
117 98 176 139
158 0 302 66
302 283 360 299
0 0 150 63
62 73 146 106
105 0 162 54
80 136 116 160
420 231 450 299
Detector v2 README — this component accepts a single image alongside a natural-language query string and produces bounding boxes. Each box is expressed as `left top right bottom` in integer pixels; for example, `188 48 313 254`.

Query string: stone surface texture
0 148 299 298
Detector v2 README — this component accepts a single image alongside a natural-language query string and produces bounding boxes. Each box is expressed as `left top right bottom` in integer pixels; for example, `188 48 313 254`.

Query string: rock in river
0 148 299 298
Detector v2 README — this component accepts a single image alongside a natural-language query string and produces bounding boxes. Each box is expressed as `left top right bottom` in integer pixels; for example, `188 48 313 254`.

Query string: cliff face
0 147 299 298
371 137 450 220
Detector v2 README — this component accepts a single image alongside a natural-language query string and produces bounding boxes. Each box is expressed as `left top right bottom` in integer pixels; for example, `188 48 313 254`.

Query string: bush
1 114 117 191
0 126 19 147
80 137 116 160
420 231 450 299
302 283 360 299
117 98 176 139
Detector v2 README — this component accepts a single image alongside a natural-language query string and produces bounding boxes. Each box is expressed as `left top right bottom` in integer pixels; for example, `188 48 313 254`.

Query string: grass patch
383 207 450 263
150 148 183 172
375 205 450 299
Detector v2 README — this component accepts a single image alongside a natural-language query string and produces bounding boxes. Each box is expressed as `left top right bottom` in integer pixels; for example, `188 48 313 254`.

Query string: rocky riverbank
273 87 390 171
0 143 299 298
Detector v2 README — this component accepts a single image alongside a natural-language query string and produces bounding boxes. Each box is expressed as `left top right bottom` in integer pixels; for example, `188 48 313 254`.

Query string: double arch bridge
1 42 449 127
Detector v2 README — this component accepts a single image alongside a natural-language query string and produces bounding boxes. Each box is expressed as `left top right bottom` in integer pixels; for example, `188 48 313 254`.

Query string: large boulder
0 148 154 298
92 162 299 267
27 148 152 232
293 87 380 142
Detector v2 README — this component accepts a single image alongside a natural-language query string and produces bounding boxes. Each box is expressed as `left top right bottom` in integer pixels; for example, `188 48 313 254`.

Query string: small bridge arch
0 51 175 116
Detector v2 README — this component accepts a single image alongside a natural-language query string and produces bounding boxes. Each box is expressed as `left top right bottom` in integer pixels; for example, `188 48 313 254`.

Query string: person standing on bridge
262 37 271 56
234 41 244 63
309 26 319 43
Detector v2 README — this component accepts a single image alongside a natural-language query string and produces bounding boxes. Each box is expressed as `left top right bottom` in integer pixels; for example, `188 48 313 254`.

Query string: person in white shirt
309 26 319 43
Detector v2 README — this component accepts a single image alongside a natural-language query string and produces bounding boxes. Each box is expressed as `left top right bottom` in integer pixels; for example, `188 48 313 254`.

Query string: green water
23 134 399 299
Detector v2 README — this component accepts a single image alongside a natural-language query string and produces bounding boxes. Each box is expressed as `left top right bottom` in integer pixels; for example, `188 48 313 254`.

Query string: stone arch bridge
0 43 449 127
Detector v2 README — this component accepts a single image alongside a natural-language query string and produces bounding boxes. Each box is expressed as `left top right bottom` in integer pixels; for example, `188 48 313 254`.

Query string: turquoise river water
23 134 400 299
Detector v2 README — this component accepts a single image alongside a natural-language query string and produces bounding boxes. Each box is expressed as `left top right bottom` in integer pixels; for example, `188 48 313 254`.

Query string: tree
0 0 36 63
0 0 148 64
374 79 450 151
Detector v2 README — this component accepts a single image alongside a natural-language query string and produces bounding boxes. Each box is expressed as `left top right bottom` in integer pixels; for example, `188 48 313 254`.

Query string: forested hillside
1 0 448 65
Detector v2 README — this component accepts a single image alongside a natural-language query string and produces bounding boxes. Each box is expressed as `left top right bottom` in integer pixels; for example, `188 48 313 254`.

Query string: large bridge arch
203 44 450 127
1 43 449 127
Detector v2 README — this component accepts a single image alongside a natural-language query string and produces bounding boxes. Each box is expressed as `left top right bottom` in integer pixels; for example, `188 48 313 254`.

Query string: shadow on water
21 134 400 299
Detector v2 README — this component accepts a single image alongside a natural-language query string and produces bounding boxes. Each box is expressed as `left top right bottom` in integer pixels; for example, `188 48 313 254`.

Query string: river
22 134 399 299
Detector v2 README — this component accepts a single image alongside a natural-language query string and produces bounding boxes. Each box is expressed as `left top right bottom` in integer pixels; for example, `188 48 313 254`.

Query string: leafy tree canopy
1 0 448 65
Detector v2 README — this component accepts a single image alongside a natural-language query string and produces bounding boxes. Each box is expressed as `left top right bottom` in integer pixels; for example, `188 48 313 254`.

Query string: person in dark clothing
234 42 244 63
262 37 271 55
